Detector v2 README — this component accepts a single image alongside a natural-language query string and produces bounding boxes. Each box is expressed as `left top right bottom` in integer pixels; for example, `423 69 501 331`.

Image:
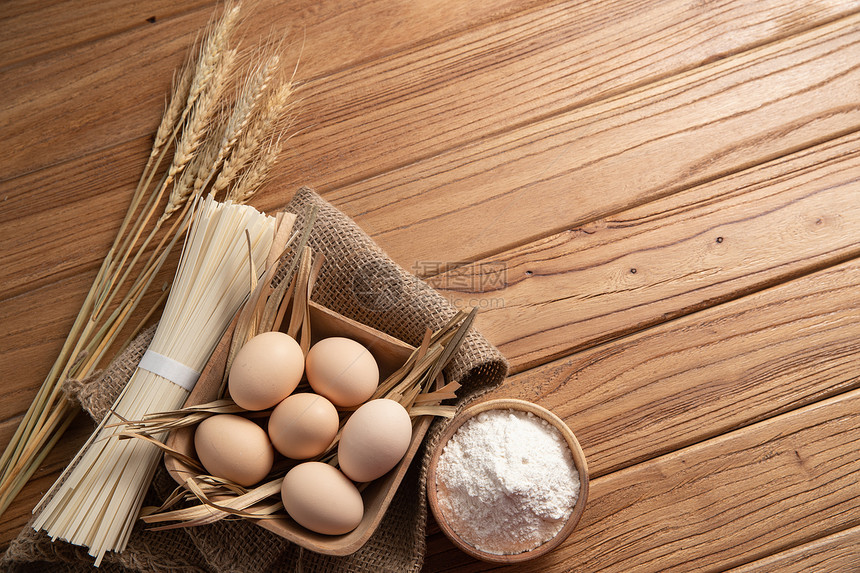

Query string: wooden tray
164 300 434 556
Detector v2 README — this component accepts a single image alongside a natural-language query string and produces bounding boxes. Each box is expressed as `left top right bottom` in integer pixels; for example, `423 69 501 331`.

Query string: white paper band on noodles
138 350 200 392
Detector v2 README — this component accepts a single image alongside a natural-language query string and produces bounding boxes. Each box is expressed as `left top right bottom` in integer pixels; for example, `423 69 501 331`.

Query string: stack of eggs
193 331 413 536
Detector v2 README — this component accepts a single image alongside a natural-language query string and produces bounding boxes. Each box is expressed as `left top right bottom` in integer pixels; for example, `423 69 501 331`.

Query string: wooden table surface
2 0 859 571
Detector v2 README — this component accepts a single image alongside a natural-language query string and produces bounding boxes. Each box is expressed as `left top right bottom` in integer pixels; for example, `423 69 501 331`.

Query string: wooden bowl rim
426 398 589 564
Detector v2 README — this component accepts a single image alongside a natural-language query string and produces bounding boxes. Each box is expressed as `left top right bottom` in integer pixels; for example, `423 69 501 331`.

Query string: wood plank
724 525 860 573
4 1 859 296
277 0 860 193
0 141 150 300
6 218 857 555
0 0 540 181
2 1 858 566
482 257 860 478
3 80 858 455
329 13 860 270
13 135 858 437
426 130 860 371
0 0 214 68
557 390 860 573
425 389 860 572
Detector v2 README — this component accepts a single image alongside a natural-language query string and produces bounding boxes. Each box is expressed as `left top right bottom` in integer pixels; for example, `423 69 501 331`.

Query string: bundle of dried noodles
32 196 278 565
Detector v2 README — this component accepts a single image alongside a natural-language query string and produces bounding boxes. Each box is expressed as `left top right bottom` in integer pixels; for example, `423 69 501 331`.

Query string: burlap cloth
3 187 508 572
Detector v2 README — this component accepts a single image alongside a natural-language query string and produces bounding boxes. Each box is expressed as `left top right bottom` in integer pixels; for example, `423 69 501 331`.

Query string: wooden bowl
164 300 435 556
426 398 589 564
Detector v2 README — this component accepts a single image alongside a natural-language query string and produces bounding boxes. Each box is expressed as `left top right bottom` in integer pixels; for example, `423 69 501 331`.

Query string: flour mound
435 409 580 555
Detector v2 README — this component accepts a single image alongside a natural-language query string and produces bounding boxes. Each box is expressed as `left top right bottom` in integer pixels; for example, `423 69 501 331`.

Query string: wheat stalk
161 47 238 222
0 0 300 523
215 54 282 170
227 134 281 204
153 63 195 171
213 76 294 194
185 1 242 117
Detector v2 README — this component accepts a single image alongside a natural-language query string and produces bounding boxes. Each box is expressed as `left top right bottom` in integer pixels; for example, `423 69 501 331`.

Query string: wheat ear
185 2 242 114
160 48 238 221
213 78 294 194
227 131 285 204
154 62 195 160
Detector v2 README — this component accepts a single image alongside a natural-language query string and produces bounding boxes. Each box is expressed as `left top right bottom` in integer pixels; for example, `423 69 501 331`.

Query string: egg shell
281 462 364 535
337 399 412 483
194 414 274 487
268 393 339 459
305 337 379 407
229 331 304 411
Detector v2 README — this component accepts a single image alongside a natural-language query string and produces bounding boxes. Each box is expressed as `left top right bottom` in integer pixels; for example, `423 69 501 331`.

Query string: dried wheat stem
215 55 281 170
164 46 238 203
0 407 77 517
185 1 242 116
93 58 193 304
96 61 193 309
0 0 252 523
78 247 168 376
227 133 283 204
100 49 237 320
105 2 239 287
0 282 99 483
213 78 294 194
97 16 240 317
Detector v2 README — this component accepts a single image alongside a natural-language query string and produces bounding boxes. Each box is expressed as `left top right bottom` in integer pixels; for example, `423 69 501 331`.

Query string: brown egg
268 393 339 459
305 337 379 407
337 399 412 483
281 462 364 535
228 331 304 411
194 414 274 487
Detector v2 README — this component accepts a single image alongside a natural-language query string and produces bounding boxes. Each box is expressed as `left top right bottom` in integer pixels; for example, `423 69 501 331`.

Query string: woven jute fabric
3 187 508 572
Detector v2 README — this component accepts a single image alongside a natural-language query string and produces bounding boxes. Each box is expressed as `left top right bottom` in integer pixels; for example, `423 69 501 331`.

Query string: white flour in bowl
435 408 581 555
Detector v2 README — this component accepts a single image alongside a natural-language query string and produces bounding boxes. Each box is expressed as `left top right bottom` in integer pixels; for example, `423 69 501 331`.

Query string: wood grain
329 13 860 270
11 132 858 465
428 130 860 371
483 258 860 478
724 525 860 573
560 390 860 573
4 0 859 297
2 0 858 568
275 0 860 193
425 389 860 572
0 0 214 68
0 0 539 182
